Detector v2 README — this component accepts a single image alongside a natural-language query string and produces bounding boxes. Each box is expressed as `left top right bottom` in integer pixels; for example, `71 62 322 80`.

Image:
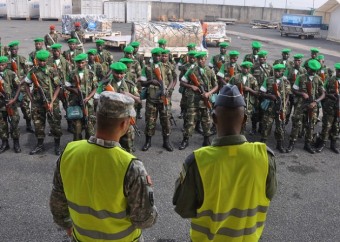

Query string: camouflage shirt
96 50 114 73
251 62 273 87
273 58 294 68
283 65 307 86
87 62 105 81
322 76 340 111
6 54 28 78
0 69 20 110
62 49 83 67
44 32 58 49
243 53 259 64
70 30 85 44
50 136 157 230
216 62 242 83
209 53 229 74
47 56 71 85
293 73 325 106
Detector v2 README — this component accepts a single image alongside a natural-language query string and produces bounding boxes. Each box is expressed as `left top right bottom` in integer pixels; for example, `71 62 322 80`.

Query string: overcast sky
160 0 329 10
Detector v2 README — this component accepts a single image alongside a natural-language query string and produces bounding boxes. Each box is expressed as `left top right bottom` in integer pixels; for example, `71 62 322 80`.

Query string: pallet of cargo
101 33 131 49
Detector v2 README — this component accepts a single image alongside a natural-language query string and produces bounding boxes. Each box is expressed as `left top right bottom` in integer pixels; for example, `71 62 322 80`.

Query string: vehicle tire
299 35 306 40
310 35 314 39
285 33 288 36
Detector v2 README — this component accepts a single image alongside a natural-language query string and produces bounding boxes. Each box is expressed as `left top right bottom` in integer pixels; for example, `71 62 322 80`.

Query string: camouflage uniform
134 52 145 69
0 70 21 143
178 62 195 119
87 61 105 81
216 62 242 87
244 53 259 64
317 64 333 83
50 137 157 242
66 68 97 141
70 30 85 45
129 59 143 116
62 49 83 69
96 50 114 73
208 53 229 74
273 58 293 68
44 32 58 50
259 76 291 147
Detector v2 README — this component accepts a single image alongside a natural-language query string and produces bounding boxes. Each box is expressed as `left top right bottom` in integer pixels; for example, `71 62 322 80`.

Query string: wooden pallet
7 16 39 21
39 18 61 21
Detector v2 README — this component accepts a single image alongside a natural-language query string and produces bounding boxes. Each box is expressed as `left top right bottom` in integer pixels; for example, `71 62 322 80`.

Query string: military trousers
261 110 285 141
0 108 20 140
320 106 339 141
183 107 211 138
144 100 171 137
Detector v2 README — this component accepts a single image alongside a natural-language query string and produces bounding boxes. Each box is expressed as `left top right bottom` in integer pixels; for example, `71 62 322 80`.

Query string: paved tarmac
0 19 339 242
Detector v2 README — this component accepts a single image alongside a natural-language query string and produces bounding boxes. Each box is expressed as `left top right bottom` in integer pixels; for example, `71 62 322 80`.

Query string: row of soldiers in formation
0 33 339 156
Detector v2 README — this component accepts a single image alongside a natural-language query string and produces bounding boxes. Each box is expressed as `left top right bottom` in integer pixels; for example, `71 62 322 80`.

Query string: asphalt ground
0 20 339 242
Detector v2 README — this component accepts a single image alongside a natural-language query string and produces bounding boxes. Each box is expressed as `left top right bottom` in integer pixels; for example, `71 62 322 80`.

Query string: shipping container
0 0 7 17
81 0 103 15
6 0 39 19
39 0 72 20
103 1 125 23
126 1 151 23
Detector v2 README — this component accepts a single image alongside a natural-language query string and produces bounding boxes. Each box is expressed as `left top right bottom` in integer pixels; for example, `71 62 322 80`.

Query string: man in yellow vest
50 91 157 241
173 85 277 242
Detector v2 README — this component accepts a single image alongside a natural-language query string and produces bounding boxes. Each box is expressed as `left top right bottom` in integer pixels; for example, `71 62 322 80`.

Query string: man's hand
301 92 309 100
191 86 200 92
7 99 16 106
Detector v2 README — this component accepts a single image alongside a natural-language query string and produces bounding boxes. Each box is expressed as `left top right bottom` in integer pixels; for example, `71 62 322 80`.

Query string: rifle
153 64 169 109
273 82 285 125
189 71 212 109
74 32 85 53
319 70 325 82
94 55 101 63
11 59 18 74
229 65 235 77
216 56 225 70
31 72 55 121
306 80 314 129
0 78 14 123
74 74 88 128
105 84 141 136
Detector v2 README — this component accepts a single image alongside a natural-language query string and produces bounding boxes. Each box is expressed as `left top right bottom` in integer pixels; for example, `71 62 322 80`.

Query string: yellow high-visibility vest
61 140 141 242
191 142 270 242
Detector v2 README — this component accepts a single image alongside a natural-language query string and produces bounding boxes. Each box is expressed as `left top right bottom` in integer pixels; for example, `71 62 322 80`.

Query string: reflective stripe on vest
61 140 141 242
191 142 270 242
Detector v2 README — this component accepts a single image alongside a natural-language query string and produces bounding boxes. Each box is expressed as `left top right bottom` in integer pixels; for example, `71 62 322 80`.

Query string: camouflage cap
34 38 44 43
252 41 262 49
8 41 20 47
158 39 167 45
219 42 229 48
73 53 88 62
0 56 9 63
310 47 319 53
215 84 246 108
130 41 140 47
87 49 97 55
187 50 197 57
317 55 324 60
308 59 321 71
36 50 50 61
293 53 304 59
257 50 268 57
187 43 196 48
95 39 105 45
334 63 340 70
51 43 62 49
67 38 78 44
110 62 127 72
273 64 285 70
119 57 134 64
123 45 134 53
240 61 253 68
281 48 291 53
97 91 136 118
229 50 240 56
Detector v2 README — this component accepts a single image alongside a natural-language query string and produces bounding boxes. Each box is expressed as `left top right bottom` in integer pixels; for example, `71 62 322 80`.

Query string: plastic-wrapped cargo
132 21 203 58
39 0 72 20
6 0 40 19
205 22 231 45
61 14 112 34
103 1 125 23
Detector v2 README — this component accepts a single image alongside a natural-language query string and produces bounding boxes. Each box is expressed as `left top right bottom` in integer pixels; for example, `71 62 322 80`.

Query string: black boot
0 139 10 153
195 121 203 134
286 140 295 153
54 138 61 156
30 139 44 155
13 139 21 153
67 120 74 133
202 136 211 147
179 137 189 150
304 142 315 154
26 119 34 133
162 136 173 152
276 140 285 153
141 136 151 151
330 140 339 154
315 139 326 153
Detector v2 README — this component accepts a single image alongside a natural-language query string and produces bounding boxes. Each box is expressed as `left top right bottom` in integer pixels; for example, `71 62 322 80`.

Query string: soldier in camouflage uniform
131 41 145 68
315 63 340 154
179 51 219 150
86 49 105 81
259 64 291 153
177 43 196 71
50 92 157 241
44 25 58 51
6 40 34 133
230 61 259 134
70 22 85 47
28 38 44 66
283 54 307 125
243 41 262 64
302 47 319 69
140 47 174 152
216 50 242 87
209 42 229 74
0 56 21 153
96 61 141 153
158 39 175 64
0 43 8 56
316 55 333 83
24 50 62 155
95 39 114 74
286 60 325 154
273 48 294 68
251 50 273 135
66 53 98 141
62 38 82 69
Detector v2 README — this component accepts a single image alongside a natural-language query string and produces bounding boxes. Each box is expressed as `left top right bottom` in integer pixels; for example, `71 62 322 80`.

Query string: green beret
130 41 140 47
257 50 268 57
229 50 240 56
187 43 196 48
161 49 170 54
187 50 197 57
123 45 134 54
67 38 77 44
334 63 340 70
308 59 321 71
219 42 229 48
317 55 324 60
194 51 207 58
110 62 127 72
34 38 44 43
35 50 50 61
95 39 105 45
51 43 62 49
87 49 97 55
158 39 167 45
73 53 88 62
310 47 319 53
293 54 304 59
8 41 20 47
281 48 291 53
240 61 253 68
119 58 134 64
151 47 163 55
0 56 9 63
252 41 262 49
273 64 286 70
